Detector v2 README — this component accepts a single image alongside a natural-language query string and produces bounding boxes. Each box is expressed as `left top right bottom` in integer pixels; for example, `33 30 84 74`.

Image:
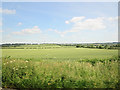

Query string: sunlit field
2 47 119 88
2 48 118 60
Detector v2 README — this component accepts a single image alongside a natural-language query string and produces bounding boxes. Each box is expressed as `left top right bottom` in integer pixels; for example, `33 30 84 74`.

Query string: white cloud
108 17 118 21
65 21 69 24
48 29 65 37
17 22 22 26
65 16 85 24
13 26 41 35
0 8 16 14
71 17 106 31
69 16 85 23
50 17 107 37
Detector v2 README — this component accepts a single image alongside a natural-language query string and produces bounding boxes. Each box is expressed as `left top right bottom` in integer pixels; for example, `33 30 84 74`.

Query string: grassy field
2 48 118 60
2 47 119 88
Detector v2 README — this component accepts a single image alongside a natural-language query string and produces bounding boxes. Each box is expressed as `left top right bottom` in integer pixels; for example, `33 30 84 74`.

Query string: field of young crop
2 48 118 61
2 48 119 88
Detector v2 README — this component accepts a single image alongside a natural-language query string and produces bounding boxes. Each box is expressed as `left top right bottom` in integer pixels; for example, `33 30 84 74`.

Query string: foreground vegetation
2 56 119 88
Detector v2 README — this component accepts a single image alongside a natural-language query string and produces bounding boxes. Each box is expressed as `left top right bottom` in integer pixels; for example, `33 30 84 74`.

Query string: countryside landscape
0 2 119 89
1 42 119 88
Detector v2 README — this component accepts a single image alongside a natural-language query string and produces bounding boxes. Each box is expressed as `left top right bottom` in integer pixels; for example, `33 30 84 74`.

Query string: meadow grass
2 48 118 61
2 57 119 88
2 48 119 88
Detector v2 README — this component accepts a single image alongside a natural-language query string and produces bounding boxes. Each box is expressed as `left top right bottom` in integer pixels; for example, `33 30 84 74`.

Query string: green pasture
2 48 118 61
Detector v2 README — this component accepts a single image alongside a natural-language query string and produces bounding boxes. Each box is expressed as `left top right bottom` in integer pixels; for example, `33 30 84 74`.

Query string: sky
0 2 118 43
2 0 119 2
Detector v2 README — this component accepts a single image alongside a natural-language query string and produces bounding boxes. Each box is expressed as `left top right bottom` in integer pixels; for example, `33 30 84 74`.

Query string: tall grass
2 57 119 88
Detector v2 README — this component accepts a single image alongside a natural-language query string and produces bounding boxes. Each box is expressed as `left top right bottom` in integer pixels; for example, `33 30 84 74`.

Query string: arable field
2 48 119 88
2 48 118 60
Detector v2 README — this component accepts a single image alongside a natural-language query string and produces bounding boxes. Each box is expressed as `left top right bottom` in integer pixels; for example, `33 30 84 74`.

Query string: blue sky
1 2 118 43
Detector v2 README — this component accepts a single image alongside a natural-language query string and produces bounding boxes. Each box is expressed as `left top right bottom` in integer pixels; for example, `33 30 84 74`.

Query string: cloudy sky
0 2 118 43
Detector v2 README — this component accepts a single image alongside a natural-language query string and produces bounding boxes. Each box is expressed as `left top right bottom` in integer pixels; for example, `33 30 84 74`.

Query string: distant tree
96 45 99 48
115 45 118 47
90 44 94 48
104 45 108 49
76 45 80 48
76 45 81 48
110 46 114 49
82 45 85 48
99 45 102 49
87 45 90 48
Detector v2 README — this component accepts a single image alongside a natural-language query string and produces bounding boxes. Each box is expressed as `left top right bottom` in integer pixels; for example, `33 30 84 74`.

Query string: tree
90 44 94 48
104 45 108 49
99 45 102 49
110 46 114 49
96 45 99 48
76 44 82 48
76 45 80 48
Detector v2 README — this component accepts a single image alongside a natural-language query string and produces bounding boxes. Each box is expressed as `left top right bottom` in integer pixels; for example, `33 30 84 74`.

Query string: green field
2 47 119 88
2 48 118 60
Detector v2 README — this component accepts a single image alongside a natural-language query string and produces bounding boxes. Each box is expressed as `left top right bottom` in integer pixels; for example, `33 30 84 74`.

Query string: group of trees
1 43 120 50
76 44 120 49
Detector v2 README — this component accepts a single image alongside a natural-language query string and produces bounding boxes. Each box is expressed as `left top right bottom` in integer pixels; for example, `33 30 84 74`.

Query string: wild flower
48 83 51 85
26 61 28 63
10 61 13 63
115 60 117 62
94 83 96 85
88 63 92 67
25 66 27 68
13 67 15 70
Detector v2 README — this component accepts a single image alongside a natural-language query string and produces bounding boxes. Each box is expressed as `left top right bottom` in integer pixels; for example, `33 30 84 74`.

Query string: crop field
2 48 118 60
1 47 119 88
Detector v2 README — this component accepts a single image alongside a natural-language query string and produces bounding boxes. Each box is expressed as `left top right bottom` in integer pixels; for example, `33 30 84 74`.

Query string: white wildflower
10 61 13 63
26 61 28 62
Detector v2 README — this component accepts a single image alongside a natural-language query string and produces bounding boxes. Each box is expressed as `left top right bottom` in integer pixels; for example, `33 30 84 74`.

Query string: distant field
2 48 118 61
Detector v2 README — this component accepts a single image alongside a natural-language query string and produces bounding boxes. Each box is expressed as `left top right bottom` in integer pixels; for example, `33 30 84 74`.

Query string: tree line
76 44 120 49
